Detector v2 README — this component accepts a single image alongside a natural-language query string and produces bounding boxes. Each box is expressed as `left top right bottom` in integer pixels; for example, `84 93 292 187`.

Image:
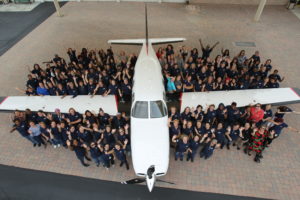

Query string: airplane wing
180 88 300 112
0 95 118 115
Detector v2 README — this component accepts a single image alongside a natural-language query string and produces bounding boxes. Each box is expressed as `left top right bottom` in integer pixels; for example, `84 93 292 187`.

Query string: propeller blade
121 178 146 185
156 179 175 185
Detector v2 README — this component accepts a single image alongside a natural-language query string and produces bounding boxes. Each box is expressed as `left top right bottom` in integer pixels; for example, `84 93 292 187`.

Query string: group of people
169 104 300 163
10 40 296 168
11 108 131 169
18 39 284 103
18 47 135 102
161 39 284 95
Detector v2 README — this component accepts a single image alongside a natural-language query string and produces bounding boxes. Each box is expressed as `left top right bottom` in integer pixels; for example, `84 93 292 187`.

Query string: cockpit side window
150 100 167 118
132 101 149 118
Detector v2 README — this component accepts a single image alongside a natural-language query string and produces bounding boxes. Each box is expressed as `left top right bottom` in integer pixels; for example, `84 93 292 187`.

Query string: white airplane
1 5 300 192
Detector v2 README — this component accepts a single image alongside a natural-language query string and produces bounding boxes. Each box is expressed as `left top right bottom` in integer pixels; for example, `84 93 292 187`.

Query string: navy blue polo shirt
195 126 204 135
169 124 181 137
203 143 215 155
78 85 88 95
205 83 213 91
77 130 91 142
117 134 128 144
182 126 193 136
103 131 115 145
180 112 192 121
226 106 240 123
57 87 68 95
270 123 288 136
40 127 50 137
90 147 102 159
204 110 216 123
176 140 190 153
215 128 226 142
48 87 57 96
87 84 96 95
169 112 180 121
68 112 82 123
67 87 78 96
183 81 194 92
114 148 126 161
98 113 110 125
229 128 240 141
189 140 200 151
121 83 131 95
96 86 107 95
51 127 61 139
108 84 119 95
15 122 29 137
36 116 47 123
264 109 273 119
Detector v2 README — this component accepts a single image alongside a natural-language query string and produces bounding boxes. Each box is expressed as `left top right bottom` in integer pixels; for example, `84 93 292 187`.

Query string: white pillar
254 0 267 22
53 0 63 17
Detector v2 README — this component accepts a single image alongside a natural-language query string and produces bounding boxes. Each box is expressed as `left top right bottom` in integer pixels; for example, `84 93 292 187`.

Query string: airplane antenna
145 4 149 54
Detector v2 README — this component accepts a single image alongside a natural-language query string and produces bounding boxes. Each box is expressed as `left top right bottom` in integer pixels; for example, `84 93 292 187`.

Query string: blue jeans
187 151 197 161
24 135 37 144
175 152 184 160
92 156 103 166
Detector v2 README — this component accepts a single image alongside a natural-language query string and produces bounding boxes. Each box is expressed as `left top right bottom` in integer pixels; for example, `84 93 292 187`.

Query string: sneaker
33 144 37 147
237 147 240 150
38 143 41 147
57 144 61 147
53 145 57 149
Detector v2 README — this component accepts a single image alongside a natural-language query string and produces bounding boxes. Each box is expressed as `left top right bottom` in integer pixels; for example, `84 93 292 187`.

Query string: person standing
67 139 91 167
246 126 267 163
200 139 221 160
199 38 219 59
28 121 45 147
114 139 129 170
172 135 190 161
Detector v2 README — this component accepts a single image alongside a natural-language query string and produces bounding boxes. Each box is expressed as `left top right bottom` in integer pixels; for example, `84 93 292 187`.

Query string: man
249 104 264 125
199 38 219 59
28 121 45 147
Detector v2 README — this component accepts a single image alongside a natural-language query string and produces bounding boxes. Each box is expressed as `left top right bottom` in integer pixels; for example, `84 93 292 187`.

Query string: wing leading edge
0 95 118 115
180 88 300 112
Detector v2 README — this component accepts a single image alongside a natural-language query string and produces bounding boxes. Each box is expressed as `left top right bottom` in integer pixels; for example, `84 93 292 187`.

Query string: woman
246 126 267 163
236 122 252 150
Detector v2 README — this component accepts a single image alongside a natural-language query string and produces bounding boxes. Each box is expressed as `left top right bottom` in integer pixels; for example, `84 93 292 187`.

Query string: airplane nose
146 165 156 192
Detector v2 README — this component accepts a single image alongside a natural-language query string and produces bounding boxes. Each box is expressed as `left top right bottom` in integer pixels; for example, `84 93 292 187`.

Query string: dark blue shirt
14 122 28 137
176 140 190 153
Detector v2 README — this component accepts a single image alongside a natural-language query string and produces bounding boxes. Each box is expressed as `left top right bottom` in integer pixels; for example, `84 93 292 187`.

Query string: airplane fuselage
130 42 169 191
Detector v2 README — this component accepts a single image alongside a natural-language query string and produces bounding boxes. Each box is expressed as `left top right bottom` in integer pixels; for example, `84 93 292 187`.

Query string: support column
53 0 63 17
254 0 267 22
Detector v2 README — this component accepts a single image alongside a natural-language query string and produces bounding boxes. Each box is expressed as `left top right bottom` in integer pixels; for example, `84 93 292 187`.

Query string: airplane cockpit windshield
150 100 167 118
132 100 167 119
132 101 149 118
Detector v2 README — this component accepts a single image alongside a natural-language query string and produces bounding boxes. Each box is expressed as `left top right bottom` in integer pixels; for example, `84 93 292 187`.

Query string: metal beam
254 0 267 22
53 0 63 17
